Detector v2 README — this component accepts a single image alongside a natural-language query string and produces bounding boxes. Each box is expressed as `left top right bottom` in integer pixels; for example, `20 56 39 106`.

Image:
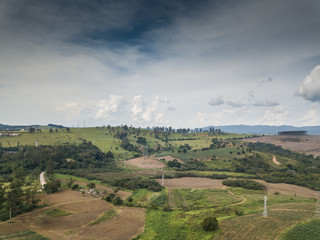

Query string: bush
201 217 219 231
44 180 61 194
112 197 123 205
222 179 266 190
87 182 96 189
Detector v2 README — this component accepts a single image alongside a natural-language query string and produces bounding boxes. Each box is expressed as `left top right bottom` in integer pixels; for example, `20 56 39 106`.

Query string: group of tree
0 140 118 178
0 168 39 221
222 179 266 190
109 176 163 192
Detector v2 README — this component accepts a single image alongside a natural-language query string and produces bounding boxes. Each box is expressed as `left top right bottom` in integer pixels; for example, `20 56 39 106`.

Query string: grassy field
279 219 320 240
46 208 73 217
0 230 49 240
176 189 243 209
137 209 219 240
89 209 116 225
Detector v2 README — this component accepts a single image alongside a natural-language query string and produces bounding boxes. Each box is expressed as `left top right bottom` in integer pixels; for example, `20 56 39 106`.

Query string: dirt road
40 171 46 189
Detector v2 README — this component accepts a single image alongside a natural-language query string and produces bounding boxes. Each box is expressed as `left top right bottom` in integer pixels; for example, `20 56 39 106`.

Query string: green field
279 219 320 240
0 230 49 240
137 209 219 240
46 208 73 217
89 209 116 225
216 203 315 240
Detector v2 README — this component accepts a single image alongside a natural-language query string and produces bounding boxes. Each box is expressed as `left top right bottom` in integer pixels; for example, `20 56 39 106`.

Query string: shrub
112 197 123 205
201 217 219 231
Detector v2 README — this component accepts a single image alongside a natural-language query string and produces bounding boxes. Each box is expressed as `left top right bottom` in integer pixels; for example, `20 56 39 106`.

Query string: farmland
0 126 319 239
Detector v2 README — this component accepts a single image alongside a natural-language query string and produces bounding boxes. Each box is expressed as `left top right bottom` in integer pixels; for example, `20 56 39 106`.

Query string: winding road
40 171 46 190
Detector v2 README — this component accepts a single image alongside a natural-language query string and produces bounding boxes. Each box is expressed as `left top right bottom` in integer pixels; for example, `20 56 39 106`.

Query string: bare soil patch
156 177 226 189
243 135 320 157
255 180 317 198
125 156 166 169
272 155 281 165
57 180 132 200
0 190 145 240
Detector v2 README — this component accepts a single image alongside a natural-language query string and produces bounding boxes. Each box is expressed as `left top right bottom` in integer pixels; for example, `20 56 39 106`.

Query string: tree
87 182 96 189
112 196 123 205
66 128 70 133
44 180 61 194
7 168 25 217
67 177 75 188
201 217 219 231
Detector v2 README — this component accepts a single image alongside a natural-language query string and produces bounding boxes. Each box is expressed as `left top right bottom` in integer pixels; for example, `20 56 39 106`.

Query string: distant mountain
201 125 320 135
0 124 65 131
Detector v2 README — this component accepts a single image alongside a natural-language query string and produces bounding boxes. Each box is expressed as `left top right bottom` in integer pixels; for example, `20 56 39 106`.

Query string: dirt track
0 190 145 240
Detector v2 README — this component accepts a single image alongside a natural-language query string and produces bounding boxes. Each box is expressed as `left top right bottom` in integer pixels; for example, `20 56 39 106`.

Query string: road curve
40 171 46 189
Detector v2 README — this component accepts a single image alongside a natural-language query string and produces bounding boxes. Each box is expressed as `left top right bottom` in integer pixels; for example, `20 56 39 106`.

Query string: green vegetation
109 176 163 192
46 208 73 217
137 209 219 240
201 216 219 231
1 126 319 239
279 219 320 240
222 179 266 190
0 230 49 240
89 209 116 225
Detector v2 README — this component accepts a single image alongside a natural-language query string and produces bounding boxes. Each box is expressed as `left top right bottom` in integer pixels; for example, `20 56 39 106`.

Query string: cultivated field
216 203 315 240
156 177 226 189
0 190 145 240
243 135 320 157
255 180 318 198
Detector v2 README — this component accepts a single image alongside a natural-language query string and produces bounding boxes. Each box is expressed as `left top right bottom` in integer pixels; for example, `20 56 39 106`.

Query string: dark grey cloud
259 77 273 86
252 99 279 107
208 96 224 106
226 101 245 108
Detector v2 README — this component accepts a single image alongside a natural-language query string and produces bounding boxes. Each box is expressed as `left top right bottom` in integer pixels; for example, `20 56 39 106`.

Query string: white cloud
54 103 81 120
142 95 159 122
131 95 144 120
299 109 320 125
297 65 320 102
95 95 124 119
262 106 288 125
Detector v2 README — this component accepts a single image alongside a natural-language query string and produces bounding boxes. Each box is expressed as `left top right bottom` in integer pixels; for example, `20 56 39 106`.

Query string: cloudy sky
1 0 320 128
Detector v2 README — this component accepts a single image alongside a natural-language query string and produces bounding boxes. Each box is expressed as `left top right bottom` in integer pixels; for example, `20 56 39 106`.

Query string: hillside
0 126 319 239
202 125 320 135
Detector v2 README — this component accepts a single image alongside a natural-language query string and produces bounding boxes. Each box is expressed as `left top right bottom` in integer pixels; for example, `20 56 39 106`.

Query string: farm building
278 131 307 136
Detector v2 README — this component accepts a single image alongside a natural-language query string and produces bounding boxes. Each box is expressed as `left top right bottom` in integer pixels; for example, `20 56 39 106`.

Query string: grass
228 188 314 210
279 219 320 240
46 208 73 217
137 209 219 240
0 230 49 240
89 209 116 225
130 189 166 207
176 189 243 209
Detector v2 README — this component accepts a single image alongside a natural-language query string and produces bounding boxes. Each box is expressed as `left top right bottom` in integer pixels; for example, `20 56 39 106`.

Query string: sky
0 0 320 128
